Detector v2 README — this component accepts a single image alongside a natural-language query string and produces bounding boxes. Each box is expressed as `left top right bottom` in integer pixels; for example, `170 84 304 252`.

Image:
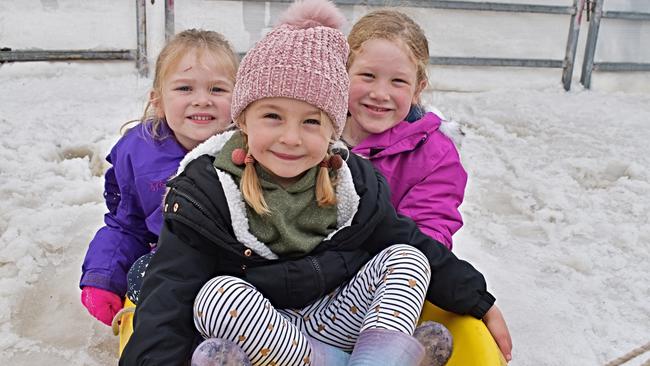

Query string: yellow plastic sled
112 298 136 356
115 300 506 365
418 301 507 366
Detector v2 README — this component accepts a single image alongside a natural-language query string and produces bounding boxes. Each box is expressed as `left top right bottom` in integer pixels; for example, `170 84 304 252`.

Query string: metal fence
0 0 149 76
580 0 650 88
216 0 586 90
3 0 649 89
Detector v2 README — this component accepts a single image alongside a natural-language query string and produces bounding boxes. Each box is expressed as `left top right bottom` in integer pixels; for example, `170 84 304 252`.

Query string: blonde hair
237 112 338 216
347 9 429 89
123 29 239 138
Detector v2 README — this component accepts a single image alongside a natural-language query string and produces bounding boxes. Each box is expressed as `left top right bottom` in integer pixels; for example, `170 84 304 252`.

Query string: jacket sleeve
80 151 154 296
396 140 467 250
366 197 494 319
119 216 220 365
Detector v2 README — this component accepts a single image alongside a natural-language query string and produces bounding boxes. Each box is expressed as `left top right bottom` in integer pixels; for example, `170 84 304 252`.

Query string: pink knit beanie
231 0 349 138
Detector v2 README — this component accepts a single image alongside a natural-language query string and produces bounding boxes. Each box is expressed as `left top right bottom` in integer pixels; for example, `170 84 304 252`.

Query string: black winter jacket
120 132 495 365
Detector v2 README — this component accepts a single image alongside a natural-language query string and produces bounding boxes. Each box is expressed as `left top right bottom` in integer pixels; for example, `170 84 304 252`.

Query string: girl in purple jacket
79 29 239 326
343 10 468 251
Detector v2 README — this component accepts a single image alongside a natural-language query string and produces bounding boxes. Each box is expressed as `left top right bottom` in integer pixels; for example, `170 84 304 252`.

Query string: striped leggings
193 244 431 366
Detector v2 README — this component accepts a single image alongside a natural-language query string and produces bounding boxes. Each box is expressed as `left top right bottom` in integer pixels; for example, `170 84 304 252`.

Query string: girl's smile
362 103 393 114
187 113 217 124
271 151 304 160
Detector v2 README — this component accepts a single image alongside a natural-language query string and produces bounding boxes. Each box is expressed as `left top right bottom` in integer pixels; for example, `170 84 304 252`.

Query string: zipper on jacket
168 186 245 258
307 256 326 298
170 187 218 224
415 132 429 149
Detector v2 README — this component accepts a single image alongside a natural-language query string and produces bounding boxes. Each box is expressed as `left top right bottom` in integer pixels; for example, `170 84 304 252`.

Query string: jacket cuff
80 270 126 297
468 292 496 319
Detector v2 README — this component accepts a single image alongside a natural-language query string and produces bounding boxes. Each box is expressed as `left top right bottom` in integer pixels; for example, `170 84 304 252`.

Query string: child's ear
238 118 248 134
149 90 165 118
412 79 428 105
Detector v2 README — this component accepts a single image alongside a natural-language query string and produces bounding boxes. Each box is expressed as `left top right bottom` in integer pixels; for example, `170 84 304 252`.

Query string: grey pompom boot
191 338 252 366
413 321 453 366
348 328 425 366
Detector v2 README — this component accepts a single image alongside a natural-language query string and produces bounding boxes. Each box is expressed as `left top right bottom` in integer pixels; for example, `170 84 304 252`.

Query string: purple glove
81 286 123 326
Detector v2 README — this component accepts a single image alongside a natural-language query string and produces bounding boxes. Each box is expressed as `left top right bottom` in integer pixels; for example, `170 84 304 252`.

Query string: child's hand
81 286 123 326
483 304 513 362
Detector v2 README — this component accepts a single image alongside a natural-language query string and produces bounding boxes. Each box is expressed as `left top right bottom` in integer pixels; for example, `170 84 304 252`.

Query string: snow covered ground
1 1 649 365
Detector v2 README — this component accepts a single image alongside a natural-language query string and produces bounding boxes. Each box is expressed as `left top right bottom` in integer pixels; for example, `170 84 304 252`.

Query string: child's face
240 97 333 188
154 49 234 150
347 38 424 141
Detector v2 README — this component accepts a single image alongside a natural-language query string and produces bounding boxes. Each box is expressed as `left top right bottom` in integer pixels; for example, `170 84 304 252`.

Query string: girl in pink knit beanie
120 1 510 365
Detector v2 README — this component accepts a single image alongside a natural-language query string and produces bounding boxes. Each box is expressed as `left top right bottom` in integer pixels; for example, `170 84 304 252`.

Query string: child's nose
193 90 213 106
279 125 301 145
369 85 390 101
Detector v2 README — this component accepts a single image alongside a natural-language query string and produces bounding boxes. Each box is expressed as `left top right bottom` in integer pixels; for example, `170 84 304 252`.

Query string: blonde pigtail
240 157 271 215
316 155 338 207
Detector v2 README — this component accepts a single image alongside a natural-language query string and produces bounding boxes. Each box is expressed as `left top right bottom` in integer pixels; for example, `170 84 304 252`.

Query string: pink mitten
81 286 123 326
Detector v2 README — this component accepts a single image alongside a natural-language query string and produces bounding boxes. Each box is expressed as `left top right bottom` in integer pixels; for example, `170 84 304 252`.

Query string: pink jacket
351 112 467 249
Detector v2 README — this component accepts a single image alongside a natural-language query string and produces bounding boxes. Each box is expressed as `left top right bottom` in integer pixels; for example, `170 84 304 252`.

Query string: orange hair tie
232 148 255 166
319 155 343 170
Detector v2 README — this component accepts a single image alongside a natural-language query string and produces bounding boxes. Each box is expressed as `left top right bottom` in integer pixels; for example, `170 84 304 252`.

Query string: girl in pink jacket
342 9 467 250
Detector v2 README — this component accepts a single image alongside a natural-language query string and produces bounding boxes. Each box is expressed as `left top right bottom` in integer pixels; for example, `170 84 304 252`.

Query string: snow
430 89 650 365
1 1 649 365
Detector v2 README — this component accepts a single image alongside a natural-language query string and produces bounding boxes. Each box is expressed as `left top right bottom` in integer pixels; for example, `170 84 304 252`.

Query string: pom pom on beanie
231 0 349 139
280 0 346 29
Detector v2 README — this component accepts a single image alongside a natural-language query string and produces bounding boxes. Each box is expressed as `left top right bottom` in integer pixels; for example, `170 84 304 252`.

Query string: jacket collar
176 130 237 175
352 112 441 158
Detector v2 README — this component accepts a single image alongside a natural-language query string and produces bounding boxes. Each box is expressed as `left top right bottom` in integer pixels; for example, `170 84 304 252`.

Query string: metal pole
602 10 650 21
0 50 135 62
239 0 575 14
561 0 586 91
136 0 149 77
428 56 562 68
165 0 175 41
580 0 603 89
594 62 650 72
367 1 574 15
235 52 564 68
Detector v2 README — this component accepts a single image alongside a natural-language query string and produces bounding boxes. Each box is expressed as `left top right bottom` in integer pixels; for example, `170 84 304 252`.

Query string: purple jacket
80 122 186 296
351 112 467 249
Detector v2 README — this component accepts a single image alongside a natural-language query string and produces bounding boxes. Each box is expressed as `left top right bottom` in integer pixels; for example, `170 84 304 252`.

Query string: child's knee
384 244 429 269
195 276 258 310
379 244 431 287
194 276 262 337
126 252 154 305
